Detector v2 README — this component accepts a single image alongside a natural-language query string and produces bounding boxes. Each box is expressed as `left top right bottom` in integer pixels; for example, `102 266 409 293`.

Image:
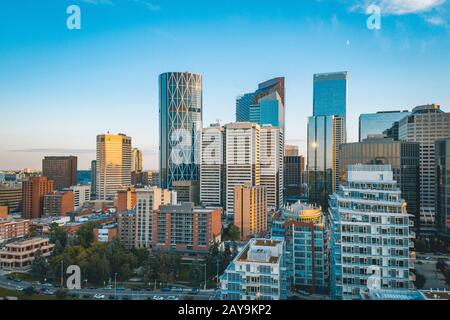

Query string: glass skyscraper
359 110 410 142
313 72 348 118
159 72 202 190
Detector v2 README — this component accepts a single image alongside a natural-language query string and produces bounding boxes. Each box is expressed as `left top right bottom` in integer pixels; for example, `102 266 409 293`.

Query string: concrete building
220 238 287 300
0 219 30 245
43 191 74 217
117 210 137 250
132 148 143 173
135 187 175 248
68 185 91 211
260 125 283 211
42 156 77 190
436 137 450 238
340 137 420 231
153 203 222 253
284 145 305 201
200 123 226 207
22 176 54 219
398 104 450 231
329 164 415 300
116 187 137 212
225 122 261 216
0 183 22 213
272 202 329 294
234 184 267 241
172 180 199 205
96 133 132 200
93 225 118 243
91 160 97 198
0 238 54 271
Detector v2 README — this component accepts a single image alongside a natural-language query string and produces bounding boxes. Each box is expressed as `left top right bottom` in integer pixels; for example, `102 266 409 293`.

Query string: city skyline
1 1 450 170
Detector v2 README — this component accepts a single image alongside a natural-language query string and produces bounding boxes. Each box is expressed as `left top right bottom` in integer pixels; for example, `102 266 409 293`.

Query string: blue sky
1 0 449 170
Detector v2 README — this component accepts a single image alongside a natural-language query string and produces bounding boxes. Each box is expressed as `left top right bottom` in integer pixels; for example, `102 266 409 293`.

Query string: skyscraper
132 148 143 173
200 123 226 207
435 137 450 238
313 72 348 118
236 77 285 129
42 156 77 190
260 125 284 210
339 137 420 231
96 133 132 200
159 72 202 190
225 122 260 216
307 115 345 210
283 145 305 201
22 176 54 219
398 104 450 231
359 110 410 142
329 164 414 300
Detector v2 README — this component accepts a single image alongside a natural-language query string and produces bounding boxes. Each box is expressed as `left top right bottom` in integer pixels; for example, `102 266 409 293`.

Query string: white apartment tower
69 185 91 211
200 124 225 207
225 122 260 216
329 164 415 300
96 133 132 200
398 104 450 231
260 125 284 210
135 187 174 248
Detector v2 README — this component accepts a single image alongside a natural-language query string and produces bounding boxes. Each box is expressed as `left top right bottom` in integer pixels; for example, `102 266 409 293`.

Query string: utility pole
114 273 118 299
203 264 207 291
60 259 64 289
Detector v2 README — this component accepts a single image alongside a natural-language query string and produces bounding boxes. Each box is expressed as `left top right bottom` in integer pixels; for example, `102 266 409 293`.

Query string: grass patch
0 287 59 301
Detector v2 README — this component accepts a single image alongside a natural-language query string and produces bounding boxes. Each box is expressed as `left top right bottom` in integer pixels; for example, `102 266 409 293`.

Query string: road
0 273 218 300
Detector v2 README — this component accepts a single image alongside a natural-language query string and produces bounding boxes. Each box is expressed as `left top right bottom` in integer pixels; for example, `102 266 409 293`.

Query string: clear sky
1 0 449 170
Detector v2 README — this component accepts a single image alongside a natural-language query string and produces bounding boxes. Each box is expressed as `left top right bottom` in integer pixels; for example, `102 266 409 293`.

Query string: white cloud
425 15 447 25
351 0 447 15
80 0 115 5
133 0 160 11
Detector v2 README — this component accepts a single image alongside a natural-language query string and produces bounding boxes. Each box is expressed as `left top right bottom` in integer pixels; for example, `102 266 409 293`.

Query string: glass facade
436 137 450 238
159 72 202 190
313 72 348 118
359 111 410 142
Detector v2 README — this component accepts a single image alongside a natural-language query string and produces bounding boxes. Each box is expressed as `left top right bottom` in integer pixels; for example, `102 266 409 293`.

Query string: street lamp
114 273 118 299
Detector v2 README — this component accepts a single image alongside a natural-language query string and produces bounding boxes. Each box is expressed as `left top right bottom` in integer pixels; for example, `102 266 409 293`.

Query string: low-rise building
0 219 30 245
69 185 91 211
43 191 74 216
93 225 118 242
0 238 54 271
220 238 287 300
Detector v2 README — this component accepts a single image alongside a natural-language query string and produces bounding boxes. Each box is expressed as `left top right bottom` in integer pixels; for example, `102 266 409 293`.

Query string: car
116 286 126 291
166 296 179 300
298 290 311 296
16 286 24 292
34 281 41 286
121 295 131 300
188 288 199 295
42 283 53 287
152 295 164 300
82 294 91 299
94 294 106 300
161 287 171 292
44 289 55 295
104 285 113 290
13 278 22 283
172 287 183 293
425 256 433 261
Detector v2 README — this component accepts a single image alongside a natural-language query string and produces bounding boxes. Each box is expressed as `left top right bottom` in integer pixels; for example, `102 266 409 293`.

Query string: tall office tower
0 183 22 213
329 165 415 300
22 176 54 219
340 137 420 231
307 115 345 210
91 160 97 198
200 124 226 207
42 156 77 190
135 187 174 248
398 104 450 231
159 72 202 190
96 133 133 200
260 125 284 210
271 202 329 294
436 137 450 238
236 77 285 129
284 145 305 201
359 110 410 142
220 238 287 300
132 148 143 173
68 185 91 211
313 72 348 118
225 122 261 216
234 183 267 241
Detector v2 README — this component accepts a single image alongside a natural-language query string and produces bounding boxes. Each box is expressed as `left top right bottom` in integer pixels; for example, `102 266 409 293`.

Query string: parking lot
415 253 450 290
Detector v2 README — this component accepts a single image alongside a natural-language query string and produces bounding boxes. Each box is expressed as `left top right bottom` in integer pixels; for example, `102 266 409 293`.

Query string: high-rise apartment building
272 202 329 294
339 137 420 231
329 164 415 300
398 104 450 231
220 238 287 300
225 122 261 216
200 124 226 207
43 191 74 216
42 156 77 190
117 210 137 250
22 176 54 219
135 187 174 248
159 72 202 190
68 185 91 211
234 183 267 241
116 187 137 212
307 115 345 210
359 110 410 142
436 137 450 238
260 125 284 210
313 72 348 119
283 145 305 200
132 148 143 173
96 133 132 200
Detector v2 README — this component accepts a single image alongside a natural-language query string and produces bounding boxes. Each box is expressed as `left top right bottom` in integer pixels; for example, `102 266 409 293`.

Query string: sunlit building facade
359 110 410 142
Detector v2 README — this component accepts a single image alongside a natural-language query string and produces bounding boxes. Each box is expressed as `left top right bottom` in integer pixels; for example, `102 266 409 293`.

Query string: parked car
161 287 171 292
16 286 24 292
152 295 164 300
172 287 183 293
122 295 131 300
116 286 126 291
188 288 199 295
94 294 106 300
166 296 179 300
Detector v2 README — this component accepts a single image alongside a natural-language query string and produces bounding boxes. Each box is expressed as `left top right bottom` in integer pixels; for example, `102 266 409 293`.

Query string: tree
188 260 202 287
31 249 49 279
49 223 68 249
55 288 68 300
77 221 100 248
23 286 36 296
414 272 426 289
223 224 240 241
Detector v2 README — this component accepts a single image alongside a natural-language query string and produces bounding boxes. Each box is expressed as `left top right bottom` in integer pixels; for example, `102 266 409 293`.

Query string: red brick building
43 191 74 217
22 177 54 219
